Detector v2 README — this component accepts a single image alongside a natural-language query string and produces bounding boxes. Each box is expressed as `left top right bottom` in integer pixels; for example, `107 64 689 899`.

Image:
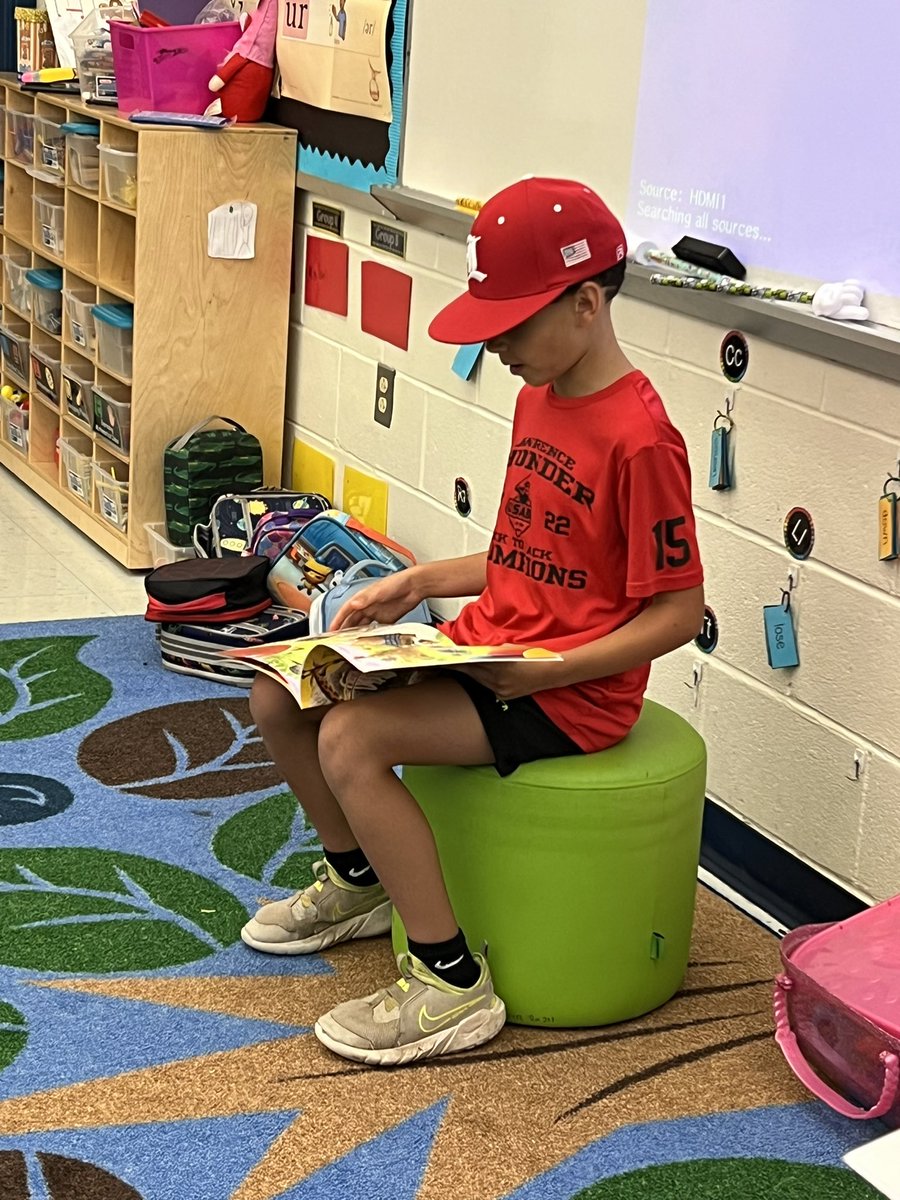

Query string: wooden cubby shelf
0 76 297 568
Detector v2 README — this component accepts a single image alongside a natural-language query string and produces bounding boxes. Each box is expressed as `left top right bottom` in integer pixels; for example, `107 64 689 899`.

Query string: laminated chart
277 0 393 123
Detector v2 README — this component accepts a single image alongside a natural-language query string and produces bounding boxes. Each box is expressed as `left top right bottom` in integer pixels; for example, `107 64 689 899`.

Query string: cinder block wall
286 191 900 905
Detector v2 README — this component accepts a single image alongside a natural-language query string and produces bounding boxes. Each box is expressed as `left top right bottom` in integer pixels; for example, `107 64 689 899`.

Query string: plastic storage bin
63 288 97 353
0 324 30 383
27 268 63 334
30 346 62 404
66 128 101 190
1 393 29 453
62 362 93 426
92 382 131 452
7 110 35 166
34 117 66 179
60 435 94 502
109 20 240 115
72 6 133 103
144 521 197 567
99 145 137 208
2 254 32 316
93 302 134 377
34 195 65 256
94 460 129 530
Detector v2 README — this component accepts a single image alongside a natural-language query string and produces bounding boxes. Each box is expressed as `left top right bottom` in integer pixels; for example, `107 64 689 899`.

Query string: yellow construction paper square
291 438 335 503
342 466 388 532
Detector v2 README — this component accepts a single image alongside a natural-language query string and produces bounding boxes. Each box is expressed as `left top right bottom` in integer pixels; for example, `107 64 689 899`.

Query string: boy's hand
452 658 567 701
329 568 425 632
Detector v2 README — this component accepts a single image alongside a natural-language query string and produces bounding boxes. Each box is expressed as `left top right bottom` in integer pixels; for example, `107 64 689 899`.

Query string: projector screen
626 1 900 303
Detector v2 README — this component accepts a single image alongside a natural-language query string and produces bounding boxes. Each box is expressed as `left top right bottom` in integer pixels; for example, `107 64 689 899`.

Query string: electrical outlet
374 363 395 428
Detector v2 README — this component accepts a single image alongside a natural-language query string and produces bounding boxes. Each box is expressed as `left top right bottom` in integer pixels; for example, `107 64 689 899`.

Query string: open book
224 622 562 708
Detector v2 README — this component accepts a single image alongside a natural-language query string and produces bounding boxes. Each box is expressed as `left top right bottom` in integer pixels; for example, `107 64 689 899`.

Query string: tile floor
0 468 148 623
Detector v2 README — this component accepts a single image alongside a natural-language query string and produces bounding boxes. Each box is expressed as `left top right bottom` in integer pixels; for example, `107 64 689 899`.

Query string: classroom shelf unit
0 76 297 568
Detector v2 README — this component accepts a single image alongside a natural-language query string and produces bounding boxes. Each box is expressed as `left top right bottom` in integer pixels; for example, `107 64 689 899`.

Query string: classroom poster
271 0 408 191
277 0 393 122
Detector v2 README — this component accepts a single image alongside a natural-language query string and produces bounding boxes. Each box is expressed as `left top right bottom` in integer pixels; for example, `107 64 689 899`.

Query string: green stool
393 699 707 1027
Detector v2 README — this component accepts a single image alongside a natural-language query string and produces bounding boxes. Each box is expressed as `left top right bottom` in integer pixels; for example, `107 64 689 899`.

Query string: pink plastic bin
775 895 900 1126
109 20 240 115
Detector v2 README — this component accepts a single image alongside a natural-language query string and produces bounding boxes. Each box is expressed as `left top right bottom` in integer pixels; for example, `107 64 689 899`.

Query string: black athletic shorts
448 671 583 777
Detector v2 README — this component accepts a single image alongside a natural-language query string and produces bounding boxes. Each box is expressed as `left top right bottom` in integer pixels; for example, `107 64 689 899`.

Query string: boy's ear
573 280 606 319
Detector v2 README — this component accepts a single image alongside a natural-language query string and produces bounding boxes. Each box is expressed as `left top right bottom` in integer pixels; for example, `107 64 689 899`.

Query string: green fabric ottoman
392 699 707 1027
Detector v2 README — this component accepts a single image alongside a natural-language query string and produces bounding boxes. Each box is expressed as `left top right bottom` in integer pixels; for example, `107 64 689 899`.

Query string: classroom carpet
0 615 885 1200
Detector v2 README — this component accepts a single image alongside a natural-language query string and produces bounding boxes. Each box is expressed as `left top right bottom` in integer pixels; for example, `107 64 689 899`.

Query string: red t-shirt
443 370 704 751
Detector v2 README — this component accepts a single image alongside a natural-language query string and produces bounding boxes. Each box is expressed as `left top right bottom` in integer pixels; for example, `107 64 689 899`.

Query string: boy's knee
249 673 295 732
318 703 389 785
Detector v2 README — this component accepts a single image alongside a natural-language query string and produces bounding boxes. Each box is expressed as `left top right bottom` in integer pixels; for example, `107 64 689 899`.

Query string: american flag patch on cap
561 239 591 268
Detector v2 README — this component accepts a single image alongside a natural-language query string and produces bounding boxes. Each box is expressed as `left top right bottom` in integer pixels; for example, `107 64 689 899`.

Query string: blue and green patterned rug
0 616 885 1199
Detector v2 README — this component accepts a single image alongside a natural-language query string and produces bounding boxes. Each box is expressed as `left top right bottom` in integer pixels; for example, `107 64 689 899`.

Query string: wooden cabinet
0 76 296 568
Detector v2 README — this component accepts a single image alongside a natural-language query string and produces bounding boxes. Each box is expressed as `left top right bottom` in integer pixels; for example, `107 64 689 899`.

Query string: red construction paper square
304 235 349 316
360 260 413 350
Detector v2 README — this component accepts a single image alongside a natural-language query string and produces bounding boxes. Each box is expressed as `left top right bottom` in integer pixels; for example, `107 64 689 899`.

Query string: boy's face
484 284 603 391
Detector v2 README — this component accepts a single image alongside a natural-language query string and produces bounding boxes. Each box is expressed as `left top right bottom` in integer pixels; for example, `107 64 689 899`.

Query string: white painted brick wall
287 191 900 903
856 749 900 899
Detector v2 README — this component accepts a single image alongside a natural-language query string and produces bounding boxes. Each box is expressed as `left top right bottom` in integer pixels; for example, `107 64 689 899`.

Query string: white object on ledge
812 278 870 322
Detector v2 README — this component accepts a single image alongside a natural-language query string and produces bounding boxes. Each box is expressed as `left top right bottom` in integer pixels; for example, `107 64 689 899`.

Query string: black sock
408 928 481 989
323 846 379 887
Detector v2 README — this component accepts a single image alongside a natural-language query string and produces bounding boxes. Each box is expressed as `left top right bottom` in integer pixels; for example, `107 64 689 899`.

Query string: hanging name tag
708 423 732 490
878 492 898 561
763 602 800 669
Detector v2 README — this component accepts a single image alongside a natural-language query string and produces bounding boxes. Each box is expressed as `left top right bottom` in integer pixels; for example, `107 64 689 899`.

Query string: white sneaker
240 859 391 955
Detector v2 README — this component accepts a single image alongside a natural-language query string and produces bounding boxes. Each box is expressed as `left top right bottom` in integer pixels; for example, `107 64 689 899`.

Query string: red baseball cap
428 177 627 344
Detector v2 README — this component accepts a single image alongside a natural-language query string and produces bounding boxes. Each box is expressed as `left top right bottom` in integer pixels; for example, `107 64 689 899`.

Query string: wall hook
846 749 867 783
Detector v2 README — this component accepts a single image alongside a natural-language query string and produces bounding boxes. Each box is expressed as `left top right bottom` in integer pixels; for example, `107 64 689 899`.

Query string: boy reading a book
243 177 705 1066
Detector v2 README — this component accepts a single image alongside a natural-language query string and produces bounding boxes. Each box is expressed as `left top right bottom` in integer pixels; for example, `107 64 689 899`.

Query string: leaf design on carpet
0 999 27 1075
0 638 111 743
0 775 74 827
77 699 282 800
0 1150 143 1198
213 791 322 889
0 849 248 973
570 1158 883 1198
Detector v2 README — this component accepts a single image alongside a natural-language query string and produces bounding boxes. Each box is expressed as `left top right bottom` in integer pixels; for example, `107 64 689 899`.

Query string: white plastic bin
62 362 94 426
30 346 61 404
34 117 66 178
92 382 131 452
8 110 34 166
144 522 197 567
27 268 63 335
60 435 93 502
34 195 65 256
99 145 137 208
0 324 30 383
67 132 101 190
63 287 97 354
93 302 133 378
2 254 32 315
1 392 29 453
94 460 129 530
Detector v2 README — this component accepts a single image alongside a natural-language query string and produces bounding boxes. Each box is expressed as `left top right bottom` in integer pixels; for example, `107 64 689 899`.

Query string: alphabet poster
278 0 393 122
272 0 408 191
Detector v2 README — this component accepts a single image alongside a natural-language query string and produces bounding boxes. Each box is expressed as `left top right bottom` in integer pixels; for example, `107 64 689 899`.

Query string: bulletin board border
296 0 410 192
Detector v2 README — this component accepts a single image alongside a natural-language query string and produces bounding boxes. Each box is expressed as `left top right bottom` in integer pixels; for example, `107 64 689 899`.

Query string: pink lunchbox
774 895 900 1125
